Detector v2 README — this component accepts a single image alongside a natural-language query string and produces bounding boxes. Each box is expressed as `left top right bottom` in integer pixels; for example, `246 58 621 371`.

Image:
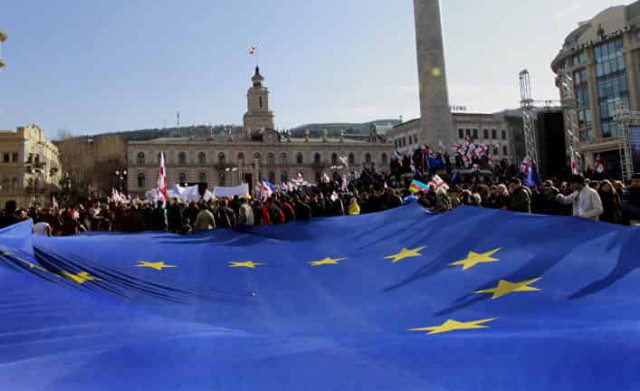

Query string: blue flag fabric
1 205 640 390
526 161 542 188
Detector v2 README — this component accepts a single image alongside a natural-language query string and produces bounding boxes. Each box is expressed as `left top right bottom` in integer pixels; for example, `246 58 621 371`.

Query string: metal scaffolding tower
518 69 580 172
614 100 637 182
519 70 538 164
557 70 581 174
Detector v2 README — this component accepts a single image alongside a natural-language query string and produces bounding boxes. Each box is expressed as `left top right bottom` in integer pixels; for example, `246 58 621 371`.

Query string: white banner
173 184 201 202
213 183 250 199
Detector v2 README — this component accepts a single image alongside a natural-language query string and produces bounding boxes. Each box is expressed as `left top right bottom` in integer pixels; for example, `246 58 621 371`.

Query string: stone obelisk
413 0 453 148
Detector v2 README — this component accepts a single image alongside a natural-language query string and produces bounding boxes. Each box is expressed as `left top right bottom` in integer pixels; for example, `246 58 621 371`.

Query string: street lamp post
115 169 128 193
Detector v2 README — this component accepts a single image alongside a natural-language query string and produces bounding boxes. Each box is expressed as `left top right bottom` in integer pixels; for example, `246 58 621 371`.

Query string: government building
126 67 392 194
551 2 640 174
387 111 521 164
0 125 61 207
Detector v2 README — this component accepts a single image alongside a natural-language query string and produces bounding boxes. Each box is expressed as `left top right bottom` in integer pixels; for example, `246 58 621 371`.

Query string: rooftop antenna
176 111 181 128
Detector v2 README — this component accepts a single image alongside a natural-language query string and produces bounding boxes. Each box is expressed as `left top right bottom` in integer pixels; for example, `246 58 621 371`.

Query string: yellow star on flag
384 246 426 263
409 318 497 335
309 257 346 267
135 261 177 271
229 261 265 269
450 248 502 271
19 259 46 272
62 271 101 284
475 278 541 299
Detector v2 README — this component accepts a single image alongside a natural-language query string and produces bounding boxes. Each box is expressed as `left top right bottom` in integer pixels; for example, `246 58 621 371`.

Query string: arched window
381 153 388 165
218 152 226 165
237 152 245 164
254 152 261 163
267 153 275 165
137 152 145 165
331 153 338 165
138 173 145 188
281 171 288 182
11 178 18 192
178 152 187 165
365 153 372 164
199 173 207 183
296 153 303 164
219 172 226 186
157 152 164 164
348 153 355 165
259 96 263 108
280 153 287 165
314 153 321 164
268 171 276 183
1 178 8 193
198 152 206 165
179 173 187 184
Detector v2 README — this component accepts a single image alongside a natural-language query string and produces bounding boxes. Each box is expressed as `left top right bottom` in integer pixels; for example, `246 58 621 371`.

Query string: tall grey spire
413 0 453 148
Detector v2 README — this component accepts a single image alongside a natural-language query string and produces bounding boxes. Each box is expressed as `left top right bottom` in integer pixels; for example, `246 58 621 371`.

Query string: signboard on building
630 127 640 174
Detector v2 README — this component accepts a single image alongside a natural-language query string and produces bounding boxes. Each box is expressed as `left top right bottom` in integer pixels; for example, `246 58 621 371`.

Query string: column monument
413 0 453 148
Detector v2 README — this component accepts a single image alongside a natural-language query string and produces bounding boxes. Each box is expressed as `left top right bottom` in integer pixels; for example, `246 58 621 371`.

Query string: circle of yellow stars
2 244 545 337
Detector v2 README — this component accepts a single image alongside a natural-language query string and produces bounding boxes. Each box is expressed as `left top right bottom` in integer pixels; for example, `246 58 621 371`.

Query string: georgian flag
322 173 331 184
429 174 449 191
248 45 258 55
520 157 531 174
157 152 168 201
595 155 605 173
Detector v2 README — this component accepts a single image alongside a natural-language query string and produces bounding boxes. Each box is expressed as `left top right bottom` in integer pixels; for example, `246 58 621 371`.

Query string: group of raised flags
409 174 449 194
108 188 130 204
453 136 494 169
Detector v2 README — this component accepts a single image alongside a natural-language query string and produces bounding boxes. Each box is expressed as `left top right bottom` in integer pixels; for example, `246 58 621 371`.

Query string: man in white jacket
556 174 604 221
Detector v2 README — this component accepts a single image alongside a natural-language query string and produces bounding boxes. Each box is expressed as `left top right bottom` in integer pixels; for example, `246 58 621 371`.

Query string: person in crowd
237 198 255 226
487 184 510 210
0 200 20 229
194 204 215 231
148 201 168 231
33 219 52 236
598 180 623 224
432 187 452 212
555 174 603 221
507 178 531 213
348 197 361 215
622 173 640 225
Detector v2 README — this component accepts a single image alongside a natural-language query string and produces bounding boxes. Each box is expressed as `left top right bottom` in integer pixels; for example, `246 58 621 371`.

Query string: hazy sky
0 0 626 137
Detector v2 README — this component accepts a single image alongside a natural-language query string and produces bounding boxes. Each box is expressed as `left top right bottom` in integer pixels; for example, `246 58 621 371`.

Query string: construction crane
0 29 7 69
518 69 581 172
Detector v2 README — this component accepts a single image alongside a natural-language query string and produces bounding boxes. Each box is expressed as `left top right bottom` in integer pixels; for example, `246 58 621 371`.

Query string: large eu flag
1 204 640 390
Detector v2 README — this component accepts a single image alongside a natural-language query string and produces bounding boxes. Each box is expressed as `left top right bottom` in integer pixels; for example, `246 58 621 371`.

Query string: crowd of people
0 159 639 236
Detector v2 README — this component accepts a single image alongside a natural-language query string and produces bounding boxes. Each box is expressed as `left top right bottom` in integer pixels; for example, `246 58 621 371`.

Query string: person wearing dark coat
598 180 623 224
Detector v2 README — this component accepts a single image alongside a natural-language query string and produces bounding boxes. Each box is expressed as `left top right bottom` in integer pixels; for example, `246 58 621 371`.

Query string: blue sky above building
0 0 624 137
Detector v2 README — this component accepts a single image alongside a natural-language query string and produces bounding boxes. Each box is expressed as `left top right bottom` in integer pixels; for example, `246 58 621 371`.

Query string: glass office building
552 2 640 176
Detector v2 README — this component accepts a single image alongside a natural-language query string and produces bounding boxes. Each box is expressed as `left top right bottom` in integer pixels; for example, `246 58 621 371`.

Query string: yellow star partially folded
384 246 426 263
135 261 177 271
18 258 46 272
450 248 502 271
409 318 497 335
62 271 101 284
475 278 541 299
229 261 265 269
309 257 346 267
